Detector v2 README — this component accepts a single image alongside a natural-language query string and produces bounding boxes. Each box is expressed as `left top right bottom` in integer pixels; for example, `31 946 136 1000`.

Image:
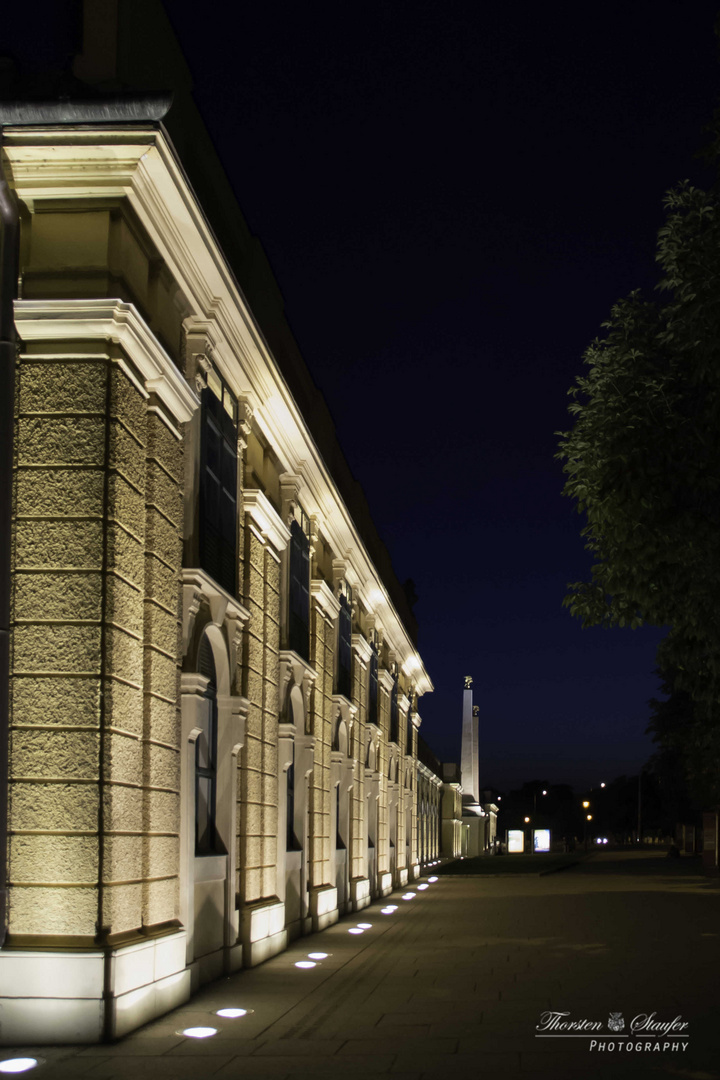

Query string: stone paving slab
2 851 718 1080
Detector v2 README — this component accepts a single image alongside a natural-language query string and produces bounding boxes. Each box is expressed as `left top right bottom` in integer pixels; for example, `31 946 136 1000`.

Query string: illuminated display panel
533 829 550 852
508 830 524 853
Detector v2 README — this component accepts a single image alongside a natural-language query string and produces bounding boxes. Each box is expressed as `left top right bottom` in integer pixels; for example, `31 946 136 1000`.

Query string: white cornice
14 298 198 424
378 670 395 694
242 489 291 553
4 127 433 695
310 579 341 621
351 633 374 665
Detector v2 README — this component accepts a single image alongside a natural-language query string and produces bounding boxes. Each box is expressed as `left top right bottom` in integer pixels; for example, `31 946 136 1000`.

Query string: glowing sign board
507 829 524 853
533 829 550 853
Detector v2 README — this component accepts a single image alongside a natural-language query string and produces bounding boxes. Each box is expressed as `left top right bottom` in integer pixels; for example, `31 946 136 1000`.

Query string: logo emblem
608 1012 625 1032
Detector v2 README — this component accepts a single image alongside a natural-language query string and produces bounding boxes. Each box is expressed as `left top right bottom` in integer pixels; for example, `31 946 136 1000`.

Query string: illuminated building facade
0 105 432 1042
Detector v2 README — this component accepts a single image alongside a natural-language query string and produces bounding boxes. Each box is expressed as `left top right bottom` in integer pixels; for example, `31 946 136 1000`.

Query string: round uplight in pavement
348 927 364 934
0 1062 41 1075
428 876 438 882
178 1027 217 1038
295 960 317 968
417 883 429 890
402 892 416 900
381 907 395 914
308 952 330 960
216 1008 251 1018
357 923 372 929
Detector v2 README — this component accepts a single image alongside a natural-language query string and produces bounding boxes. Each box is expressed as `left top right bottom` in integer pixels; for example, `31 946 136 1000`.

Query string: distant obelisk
461 676 480 807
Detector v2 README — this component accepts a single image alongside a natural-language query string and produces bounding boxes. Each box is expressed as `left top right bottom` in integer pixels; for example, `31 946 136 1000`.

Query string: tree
557 178 720 802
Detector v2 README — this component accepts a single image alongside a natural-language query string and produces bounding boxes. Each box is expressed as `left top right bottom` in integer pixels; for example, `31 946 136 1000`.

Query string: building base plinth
240 899 287 967
309 885 338 932
0 930 189 1044
350 877 371 911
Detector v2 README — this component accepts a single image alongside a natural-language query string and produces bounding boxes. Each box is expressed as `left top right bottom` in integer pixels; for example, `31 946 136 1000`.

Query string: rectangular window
368 647 378 726
199 382 237 597
390 677 399 744
407 712 414 755
288 519 310 661
337 592 352 699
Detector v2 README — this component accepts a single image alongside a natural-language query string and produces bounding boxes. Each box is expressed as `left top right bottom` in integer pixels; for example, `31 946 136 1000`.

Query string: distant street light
582 800 590 809
524 816 530 823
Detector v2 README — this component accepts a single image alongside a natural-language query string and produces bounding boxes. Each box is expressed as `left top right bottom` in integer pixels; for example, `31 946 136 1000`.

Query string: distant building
0 2 435 1043
441 763 464 858
416 733 442 865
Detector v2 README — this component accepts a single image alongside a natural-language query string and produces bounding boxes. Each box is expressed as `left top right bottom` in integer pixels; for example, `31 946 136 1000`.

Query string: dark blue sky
6 1 720 789
163 1 718 789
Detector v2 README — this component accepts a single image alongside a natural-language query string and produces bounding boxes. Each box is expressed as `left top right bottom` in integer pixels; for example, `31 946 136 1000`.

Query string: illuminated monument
460 678 497 856
0 0 440 1043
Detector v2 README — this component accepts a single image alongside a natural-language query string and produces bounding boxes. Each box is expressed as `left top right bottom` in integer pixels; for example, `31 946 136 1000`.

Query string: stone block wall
9 342 184 942
239 524 280 906
350 645 367 883
309 602 332 888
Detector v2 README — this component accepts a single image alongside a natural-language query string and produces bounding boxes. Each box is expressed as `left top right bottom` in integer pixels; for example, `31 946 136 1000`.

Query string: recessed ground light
307 952 330 960
402 892 415 900
177 1027 217 1039
385 904 398 911
348 927 364 934
417 883 429 890
295 960 317 968
428 876 438 882
216 1008 251 1018
357 922 372 929
0 1062 42 1075
381 906 394 914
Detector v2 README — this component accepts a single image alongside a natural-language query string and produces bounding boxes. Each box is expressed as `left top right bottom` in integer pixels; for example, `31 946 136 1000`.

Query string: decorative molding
378 669 395 694
279 473 302 527
243 490 292 553
279 649 318 726
181 568 251 673
180 672 211 697
310 579 341 621
351 633 374 666
15 298 198 424
5 128 433 696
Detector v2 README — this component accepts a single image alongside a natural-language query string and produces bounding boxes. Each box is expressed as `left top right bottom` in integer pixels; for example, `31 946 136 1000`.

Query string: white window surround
310 579 341 621
351 633 374 665
243 489 292 554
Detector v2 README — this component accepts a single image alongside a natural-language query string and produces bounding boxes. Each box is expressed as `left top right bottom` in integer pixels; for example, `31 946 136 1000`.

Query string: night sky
7 2 720 790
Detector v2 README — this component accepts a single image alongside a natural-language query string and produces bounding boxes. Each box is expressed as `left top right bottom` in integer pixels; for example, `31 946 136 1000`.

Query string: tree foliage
557 179 720 801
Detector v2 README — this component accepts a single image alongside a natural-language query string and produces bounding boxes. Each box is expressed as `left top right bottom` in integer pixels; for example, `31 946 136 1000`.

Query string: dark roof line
0 94 172 126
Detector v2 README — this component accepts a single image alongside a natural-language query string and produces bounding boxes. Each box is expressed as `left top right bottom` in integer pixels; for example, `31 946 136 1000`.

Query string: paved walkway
6 851 720 1079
